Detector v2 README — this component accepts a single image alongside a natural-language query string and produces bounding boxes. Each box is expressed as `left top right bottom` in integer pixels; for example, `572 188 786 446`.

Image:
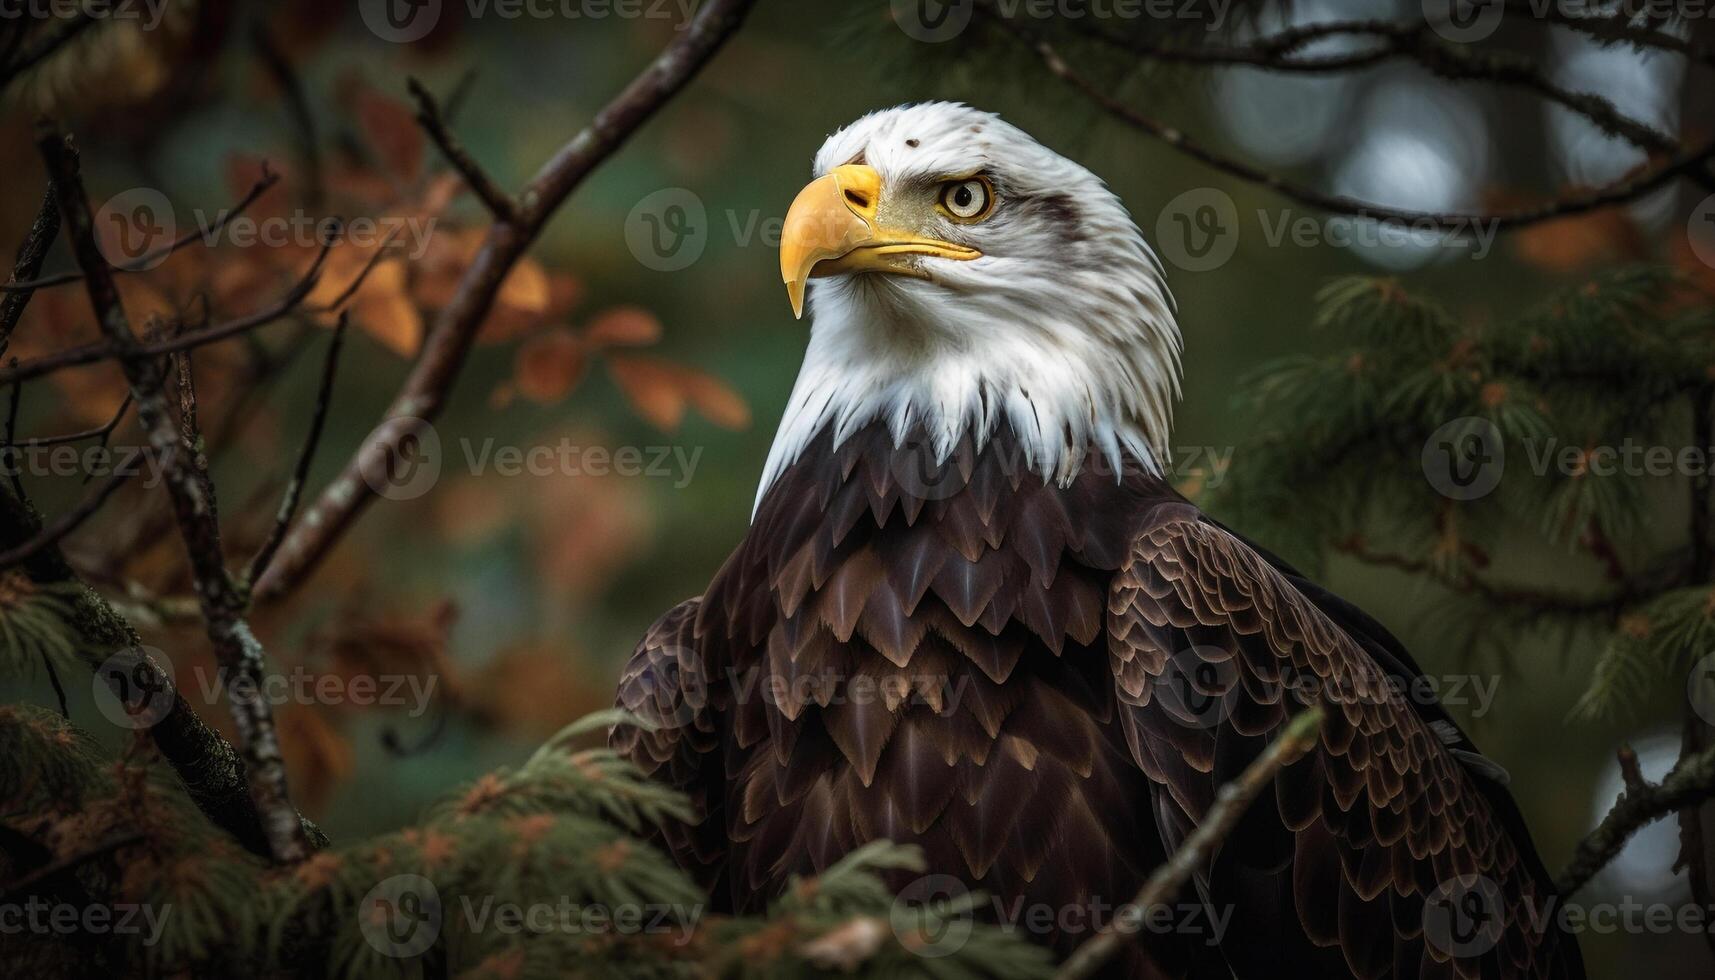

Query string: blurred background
2 0 1712 975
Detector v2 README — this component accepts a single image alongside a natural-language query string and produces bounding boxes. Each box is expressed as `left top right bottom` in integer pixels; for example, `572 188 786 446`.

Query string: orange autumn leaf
607 355 687 430
607 355 749 431
514 328 588 404
1511 209 1644 273
278 705 355 815
354 86 425 184
584 305 662 347
354 288 424 358
680 368 751 430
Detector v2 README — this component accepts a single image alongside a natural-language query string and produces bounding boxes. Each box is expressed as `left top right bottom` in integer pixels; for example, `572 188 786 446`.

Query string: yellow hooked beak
779 164 981 319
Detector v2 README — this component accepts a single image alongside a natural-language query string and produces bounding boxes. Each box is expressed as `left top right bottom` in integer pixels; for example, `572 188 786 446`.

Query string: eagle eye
939 176 995 222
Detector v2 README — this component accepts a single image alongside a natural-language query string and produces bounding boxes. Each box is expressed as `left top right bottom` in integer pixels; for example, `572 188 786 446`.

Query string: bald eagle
612 103 1584 979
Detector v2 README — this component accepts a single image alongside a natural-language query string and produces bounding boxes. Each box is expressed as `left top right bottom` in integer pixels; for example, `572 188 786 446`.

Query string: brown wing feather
609 597 730 897
1109 502 1582 980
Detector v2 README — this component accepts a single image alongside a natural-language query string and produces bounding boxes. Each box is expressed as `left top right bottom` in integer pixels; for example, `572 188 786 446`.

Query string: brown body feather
611 422 1584 979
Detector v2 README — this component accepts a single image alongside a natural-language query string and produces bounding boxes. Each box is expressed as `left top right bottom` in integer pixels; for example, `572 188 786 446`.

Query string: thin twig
37 123 312 865
0 188 61 360
1055 709 1325 980
1063 14 1677 154
996 14 1715 232
251 0 761 602
22 393 131 448
0 10 97 96
408 77 519 221
1559 740 1715 897
0 236 337 387
0 470 132 569
242 315 347 591
251 26 323 210
0 169 280 293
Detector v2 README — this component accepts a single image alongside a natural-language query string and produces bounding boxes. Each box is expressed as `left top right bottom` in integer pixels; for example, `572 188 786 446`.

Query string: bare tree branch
0 235 337 387
1559 740 1715 897
0 469 131 569
251 0 761 602
22 393 131 448
1055 708 1325 980
0 189 61 360
242 315 347 591
991 11 1715 232
1 169 281 293
37 124 311 864
409 76 519 221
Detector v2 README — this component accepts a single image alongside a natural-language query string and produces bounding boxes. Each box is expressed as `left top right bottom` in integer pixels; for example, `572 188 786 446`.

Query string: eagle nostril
844 188 872 210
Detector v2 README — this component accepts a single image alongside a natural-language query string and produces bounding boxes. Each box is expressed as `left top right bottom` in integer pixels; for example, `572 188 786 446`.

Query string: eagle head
760 102 1182 509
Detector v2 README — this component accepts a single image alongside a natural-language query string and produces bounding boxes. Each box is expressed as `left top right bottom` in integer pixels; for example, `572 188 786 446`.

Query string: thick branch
250 0 760 602
1055 709 1325 980
38 125 311 865
1559 741 1715 897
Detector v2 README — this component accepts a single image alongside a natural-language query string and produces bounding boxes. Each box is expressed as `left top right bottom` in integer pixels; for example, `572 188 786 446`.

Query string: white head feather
756 102 1181 512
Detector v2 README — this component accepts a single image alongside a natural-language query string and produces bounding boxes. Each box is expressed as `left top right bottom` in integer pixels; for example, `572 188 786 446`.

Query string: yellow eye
939 177 994 221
